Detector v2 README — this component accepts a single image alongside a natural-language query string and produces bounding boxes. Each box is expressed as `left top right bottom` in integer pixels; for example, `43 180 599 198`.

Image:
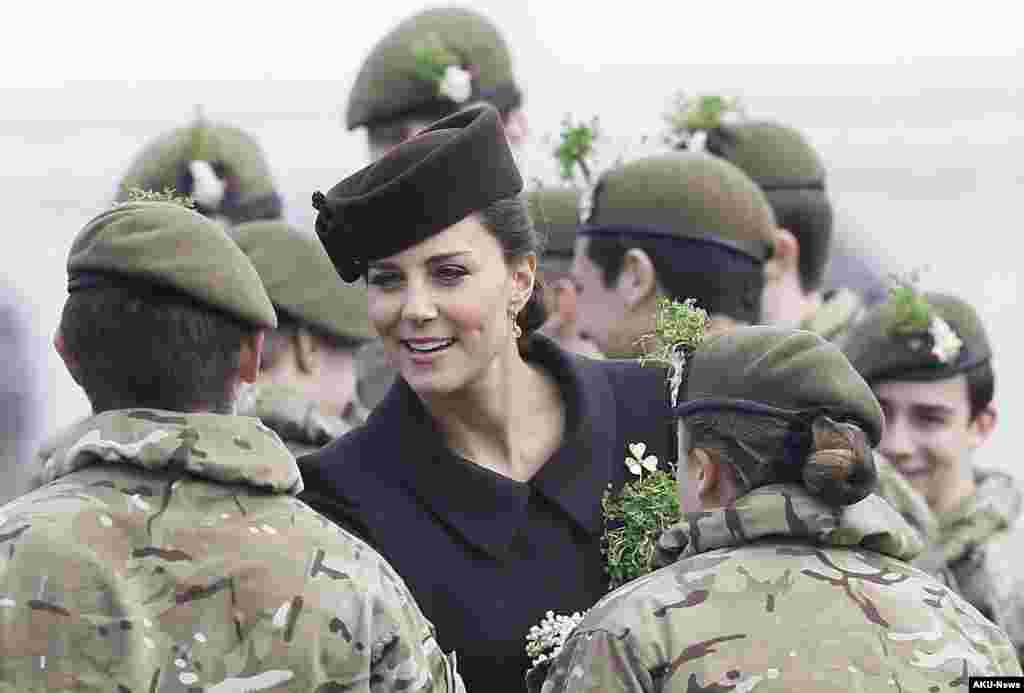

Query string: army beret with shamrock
346 6 522 130
842 291 991 385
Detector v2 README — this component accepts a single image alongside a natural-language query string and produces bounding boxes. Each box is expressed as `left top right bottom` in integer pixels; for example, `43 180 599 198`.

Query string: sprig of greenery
554 115 599 184
412 33 459 85
120 187 196 209
664 93 743 144
637 297 709 367
602 467 680 590
886 271 933 334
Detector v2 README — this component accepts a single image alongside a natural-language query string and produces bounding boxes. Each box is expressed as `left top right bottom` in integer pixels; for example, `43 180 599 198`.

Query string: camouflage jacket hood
534 484 1021 693
236 383 362 457
35 408 302 494
800 287 864 343
936 468 1024 661
655 484 924 569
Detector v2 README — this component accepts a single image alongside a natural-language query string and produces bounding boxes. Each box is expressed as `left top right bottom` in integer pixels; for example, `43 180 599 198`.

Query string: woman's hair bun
801 415 878 506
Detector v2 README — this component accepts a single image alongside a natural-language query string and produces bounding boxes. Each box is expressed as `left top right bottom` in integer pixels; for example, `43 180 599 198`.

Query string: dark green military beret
116 118 282 225
704 120 827 191
582 152 775 323
346 7 522 130
526 185 580 275
677 326 884 446
842 291 991 385
231 221 375 342
313 104 522 282
586 152 775 261
67 202 277 329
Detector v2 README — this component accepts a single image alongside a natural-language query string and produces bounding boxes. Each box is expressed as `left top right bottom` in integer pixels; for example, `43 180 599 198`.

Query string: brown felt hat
312 104 522 282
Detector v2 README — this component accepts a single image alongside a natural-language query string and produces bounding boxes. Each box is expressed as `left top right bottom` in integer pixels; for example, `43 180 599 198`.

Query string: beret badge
312 190 363 283
887 279 964 365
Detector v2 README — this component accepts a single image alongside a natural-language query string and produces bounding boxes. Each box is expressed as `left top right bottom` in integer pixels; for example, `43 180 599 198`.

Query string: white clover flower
439 65 473 104
525 610 586 666
686 130 709 152
188 160 226 209
929 316 963 364
625 442 659 477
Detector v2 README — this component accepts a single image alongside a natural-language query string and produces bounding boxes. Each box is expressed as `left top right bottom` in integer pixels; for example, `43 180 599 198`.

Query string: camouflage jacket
0 409 463 692
800 287 865 345
933 468 1024 663
237 383 365 457
535 485 1021 692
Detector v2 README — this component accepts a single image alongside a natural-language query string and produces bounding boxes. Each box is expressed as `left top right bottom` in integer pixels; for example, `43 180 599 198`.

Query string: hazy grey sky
5 0 1021 86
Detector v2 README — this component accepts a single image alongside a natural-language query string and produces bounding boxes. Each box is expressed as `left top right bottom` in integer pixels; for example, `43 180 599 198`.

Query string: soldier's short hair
60 286 254 414
585 232 763 324
764 187 832 293
964 361 995 420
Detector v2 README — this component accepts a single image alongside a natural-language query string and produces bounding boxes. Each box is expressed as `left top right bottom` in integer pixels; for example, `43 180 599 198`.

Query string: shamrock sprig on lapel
625 442 659 477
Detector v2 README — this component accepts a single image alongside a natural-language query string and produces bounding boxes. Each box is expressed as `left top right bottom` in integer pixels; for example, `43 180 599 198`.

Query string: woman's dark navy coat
298 336 674 692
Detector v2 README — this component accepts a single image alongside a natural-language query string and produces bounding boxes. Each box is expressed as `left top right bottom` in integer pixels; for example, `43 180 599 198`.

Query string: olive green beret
67 202 277 329
678 326 884 446
314 104 522 282
346 7 522 130
706 120 827 191
587 152 775 261
116 119 282 225
842 292 991 385
231 221 375 342
526 186 580 274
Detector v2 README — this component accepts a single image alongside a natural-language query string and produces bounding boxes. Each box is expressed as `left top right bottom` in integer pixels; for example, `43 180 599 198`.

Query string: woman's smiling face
366 215 533 397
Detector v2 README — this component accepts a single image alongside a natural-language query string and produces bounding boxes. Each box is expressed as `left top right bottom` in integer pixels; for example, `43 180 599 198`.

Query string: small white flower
439 65 473 104
928 316 962 364
188 160 226 209
686 130 708 152
525 610 586 666
625 442 659 476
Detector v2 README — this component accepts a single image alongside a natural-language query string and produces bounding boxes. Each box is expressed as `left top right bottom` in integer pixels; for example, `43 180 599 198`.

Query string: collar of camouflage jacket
654 483 924 568
800 287 864 342
35 409 302 494
936 468 1023 564
236 382 358 449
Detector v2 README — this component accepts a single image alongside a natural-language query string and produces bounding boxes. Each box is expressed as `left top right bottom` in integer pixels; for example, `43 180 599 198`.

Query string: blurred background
2 0 1021 491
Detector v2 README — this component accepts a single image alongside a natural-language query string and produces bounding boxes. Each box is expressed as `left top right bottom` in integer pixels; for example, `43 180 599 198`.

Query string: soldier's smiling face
875 376 995 514
365 216 533 398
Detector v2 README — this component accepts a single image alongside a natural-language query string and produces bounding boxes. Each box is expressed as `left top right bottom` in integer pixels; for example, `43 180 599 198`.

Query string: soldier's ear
764 226 798 282
53 329 83 386
967 405 997 451
618 248 657 308
294 328 320 375
239 330 265 384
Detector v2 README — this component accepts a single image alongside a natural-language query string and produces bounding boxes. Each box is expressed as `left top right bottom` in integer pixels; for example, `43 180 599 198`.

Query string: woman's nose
400 280 439 323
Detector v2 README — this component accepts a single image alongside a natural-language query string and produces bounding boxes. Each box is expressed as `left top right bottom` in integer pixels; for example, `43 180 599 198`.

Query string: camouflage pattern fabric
0 409 463 692
535 484 1020 692
236 383 363 457
800 287 865 345
932 468 1024 664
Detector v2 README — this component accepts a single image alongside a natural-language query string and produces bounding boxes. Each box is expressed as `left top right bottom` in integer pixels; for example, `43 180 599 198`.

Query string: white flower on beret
439 65 473 104
188 160 226 209
929 315 963 364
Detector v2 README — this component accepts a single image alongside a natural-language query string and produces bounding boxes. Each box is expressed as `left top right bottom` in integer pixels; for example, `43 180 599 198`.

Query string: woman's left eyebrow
426 252 471 264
